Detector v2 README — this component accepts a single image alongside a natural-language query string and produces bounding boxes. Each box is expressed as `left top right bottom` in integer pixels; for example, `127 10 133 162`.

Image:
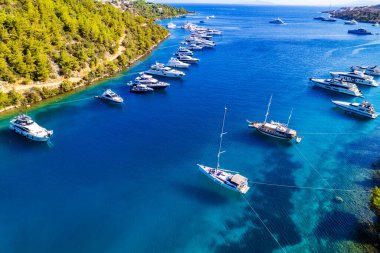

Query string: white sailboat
197 107 250 194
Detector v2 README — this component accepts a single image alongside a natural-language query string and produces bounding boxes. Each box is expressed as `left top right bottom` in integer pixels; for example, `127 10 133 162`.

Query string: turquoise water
0 5 379 253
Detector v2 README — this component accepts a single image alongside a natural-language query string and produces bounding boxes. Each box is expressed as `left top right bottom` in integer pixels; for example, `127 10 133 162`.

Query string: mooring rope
241 194 288 253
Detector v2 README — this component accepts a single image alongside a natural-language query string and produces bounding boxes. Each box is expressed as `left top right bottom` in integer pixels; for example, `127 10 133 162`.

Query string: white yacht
175 47 193 56
373 22 379 27
10 114 53 142
176 54 199 64
206 29 222 35
197 107 250 194
269 18 286 24
351 65 380 77
130 84 154 93
332 100 377 118
344 19 358 25
247 95 301 142
129 74 170 89
188 44 203 50
310 78 363 97
166 57 190 69
330 71 378 87
95 89 124 104
145 62 185 78
166 22 176 29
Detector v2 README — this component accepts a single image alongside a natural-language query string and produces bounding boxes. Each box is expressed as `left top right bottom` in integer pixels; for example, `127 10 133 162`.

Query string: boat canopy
231 174 247 185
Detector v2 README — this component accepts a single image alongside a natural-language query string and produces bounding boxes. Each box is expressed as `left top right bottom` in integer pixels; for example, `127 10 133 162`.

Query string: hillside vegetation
331 5 380 23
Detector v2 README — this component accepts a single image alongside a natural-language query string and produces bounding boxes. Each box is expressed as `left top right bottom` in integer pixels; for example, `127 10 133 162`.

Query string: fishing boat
247 96 302 143
10 114 53 142
95 89 124 104
197 107 250 194
332 100 378 118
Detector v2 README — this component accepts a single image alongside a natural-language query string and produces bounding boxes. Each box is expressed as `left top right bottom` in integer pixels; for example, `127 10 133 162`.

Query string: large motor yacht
129 74 170 90
330 71 378 86
332 100 378 118
10 114 53 142
175 47 193 56
95 89 124 104
269 18 286 24
351 65 380 77
176 54 199 64
130 84 154 93
188 44 203 50
145 62 185 78
247 96 301 142
197 107 250 194
348 28 373 35
166 57 190 69
310 78 363 97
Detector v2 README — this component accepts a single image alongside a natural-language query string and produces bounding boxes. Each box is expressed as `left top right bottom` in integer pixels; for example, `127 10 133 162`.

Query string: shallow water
0 5 379 253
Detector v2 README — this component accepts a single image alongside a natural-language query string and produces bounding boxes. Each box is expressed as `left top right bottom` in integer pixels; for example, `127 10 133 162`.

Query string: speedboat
130 84 154 93
330 71 378 86
130 73 170 90
197 107 250 194
166 22 176 29
10 114 53 142
310 78 363 97
332 100 377 118
269 18 285 24
351 65 380 77
95 89 123 104
344 19 358 25
177 54 199 64
175 47 193 56
247 96 301 143
348 28 373 35
145 62 185 78
166 57 190 68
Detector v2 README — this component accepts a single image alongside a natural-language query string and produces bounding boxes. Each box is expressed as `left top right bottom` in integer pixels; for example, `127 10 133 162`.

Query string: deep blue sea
1 4 380 253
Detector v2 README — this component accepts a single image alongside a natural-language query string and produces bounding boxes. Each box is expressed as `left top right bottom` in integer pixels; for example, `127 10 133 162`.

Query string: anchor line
241 194 288 253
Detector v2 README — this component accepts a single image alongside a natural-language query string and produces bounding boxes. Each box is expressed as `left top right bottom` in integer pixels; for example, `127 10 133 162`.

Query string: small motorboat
95 89 124 104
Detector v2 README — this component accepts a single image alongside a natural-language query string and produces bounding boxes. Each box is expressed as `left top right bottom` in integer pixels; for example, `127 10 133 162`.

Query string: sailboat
247 95 302 143
197 107 250 194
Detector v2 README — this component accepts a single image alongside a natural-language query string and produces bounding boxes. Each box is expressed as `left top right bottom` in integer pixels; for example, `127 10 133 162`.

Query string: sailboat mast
216 107 227 171
264 95 272 123
287 108 293 127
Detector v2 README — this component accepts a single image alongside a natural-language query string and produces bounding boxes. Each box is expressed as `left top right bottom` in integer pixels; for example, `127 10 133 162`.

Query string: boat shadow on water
235 130 294 148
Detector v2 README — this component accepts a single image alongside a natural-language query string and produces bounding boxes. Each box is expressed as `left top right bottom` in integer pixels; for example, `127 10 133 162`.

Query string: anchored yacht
10 114 53 142
130 84 154 93
310 78 363 97
166 22 176 29
188 44 203 50
351 65 380 77
95 89 123 104
176 54 199 64
332 100 378 118
269 18 285 24
348 28 373 35
197 107 250 194
330 71 378 86
247 96 301 142
175 47 193 56
344 19 358 25
145 62 185 78
166 57 190 69
129 74 170 90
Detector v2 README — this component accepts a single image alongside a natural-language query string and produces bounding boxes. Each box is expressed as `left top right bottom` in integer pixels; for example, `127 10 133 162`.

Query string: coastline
0 32 171 119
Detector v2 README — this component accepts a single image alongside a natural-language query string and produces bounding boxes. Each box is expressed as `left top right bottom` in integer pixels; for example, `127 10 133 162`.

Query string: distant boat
199 20 206 24
10 114 53 142
95 89 124 104
197 107 250 194
348 27 372 35
332 100 378 119
269 18 286 25
166 22 176 29
372 22 379 27
247 95 301 143
344 19 358 25
314 16 336 22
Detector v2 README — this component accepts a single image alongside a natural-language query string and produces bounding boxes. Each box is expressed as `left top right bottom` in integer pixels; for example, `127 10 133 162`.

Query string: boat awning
231 174 247 185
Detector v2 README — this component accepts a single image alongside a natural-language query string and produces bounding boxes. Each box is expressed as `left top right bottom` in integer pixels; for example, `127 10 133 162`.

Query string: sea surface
0 5 379 253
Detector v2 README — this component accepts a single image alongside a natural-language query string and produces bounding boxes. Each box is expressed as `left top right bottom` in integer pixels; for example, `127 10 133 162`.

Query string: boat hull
332 101 377 119
10 125 52 142
310 78 362 97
